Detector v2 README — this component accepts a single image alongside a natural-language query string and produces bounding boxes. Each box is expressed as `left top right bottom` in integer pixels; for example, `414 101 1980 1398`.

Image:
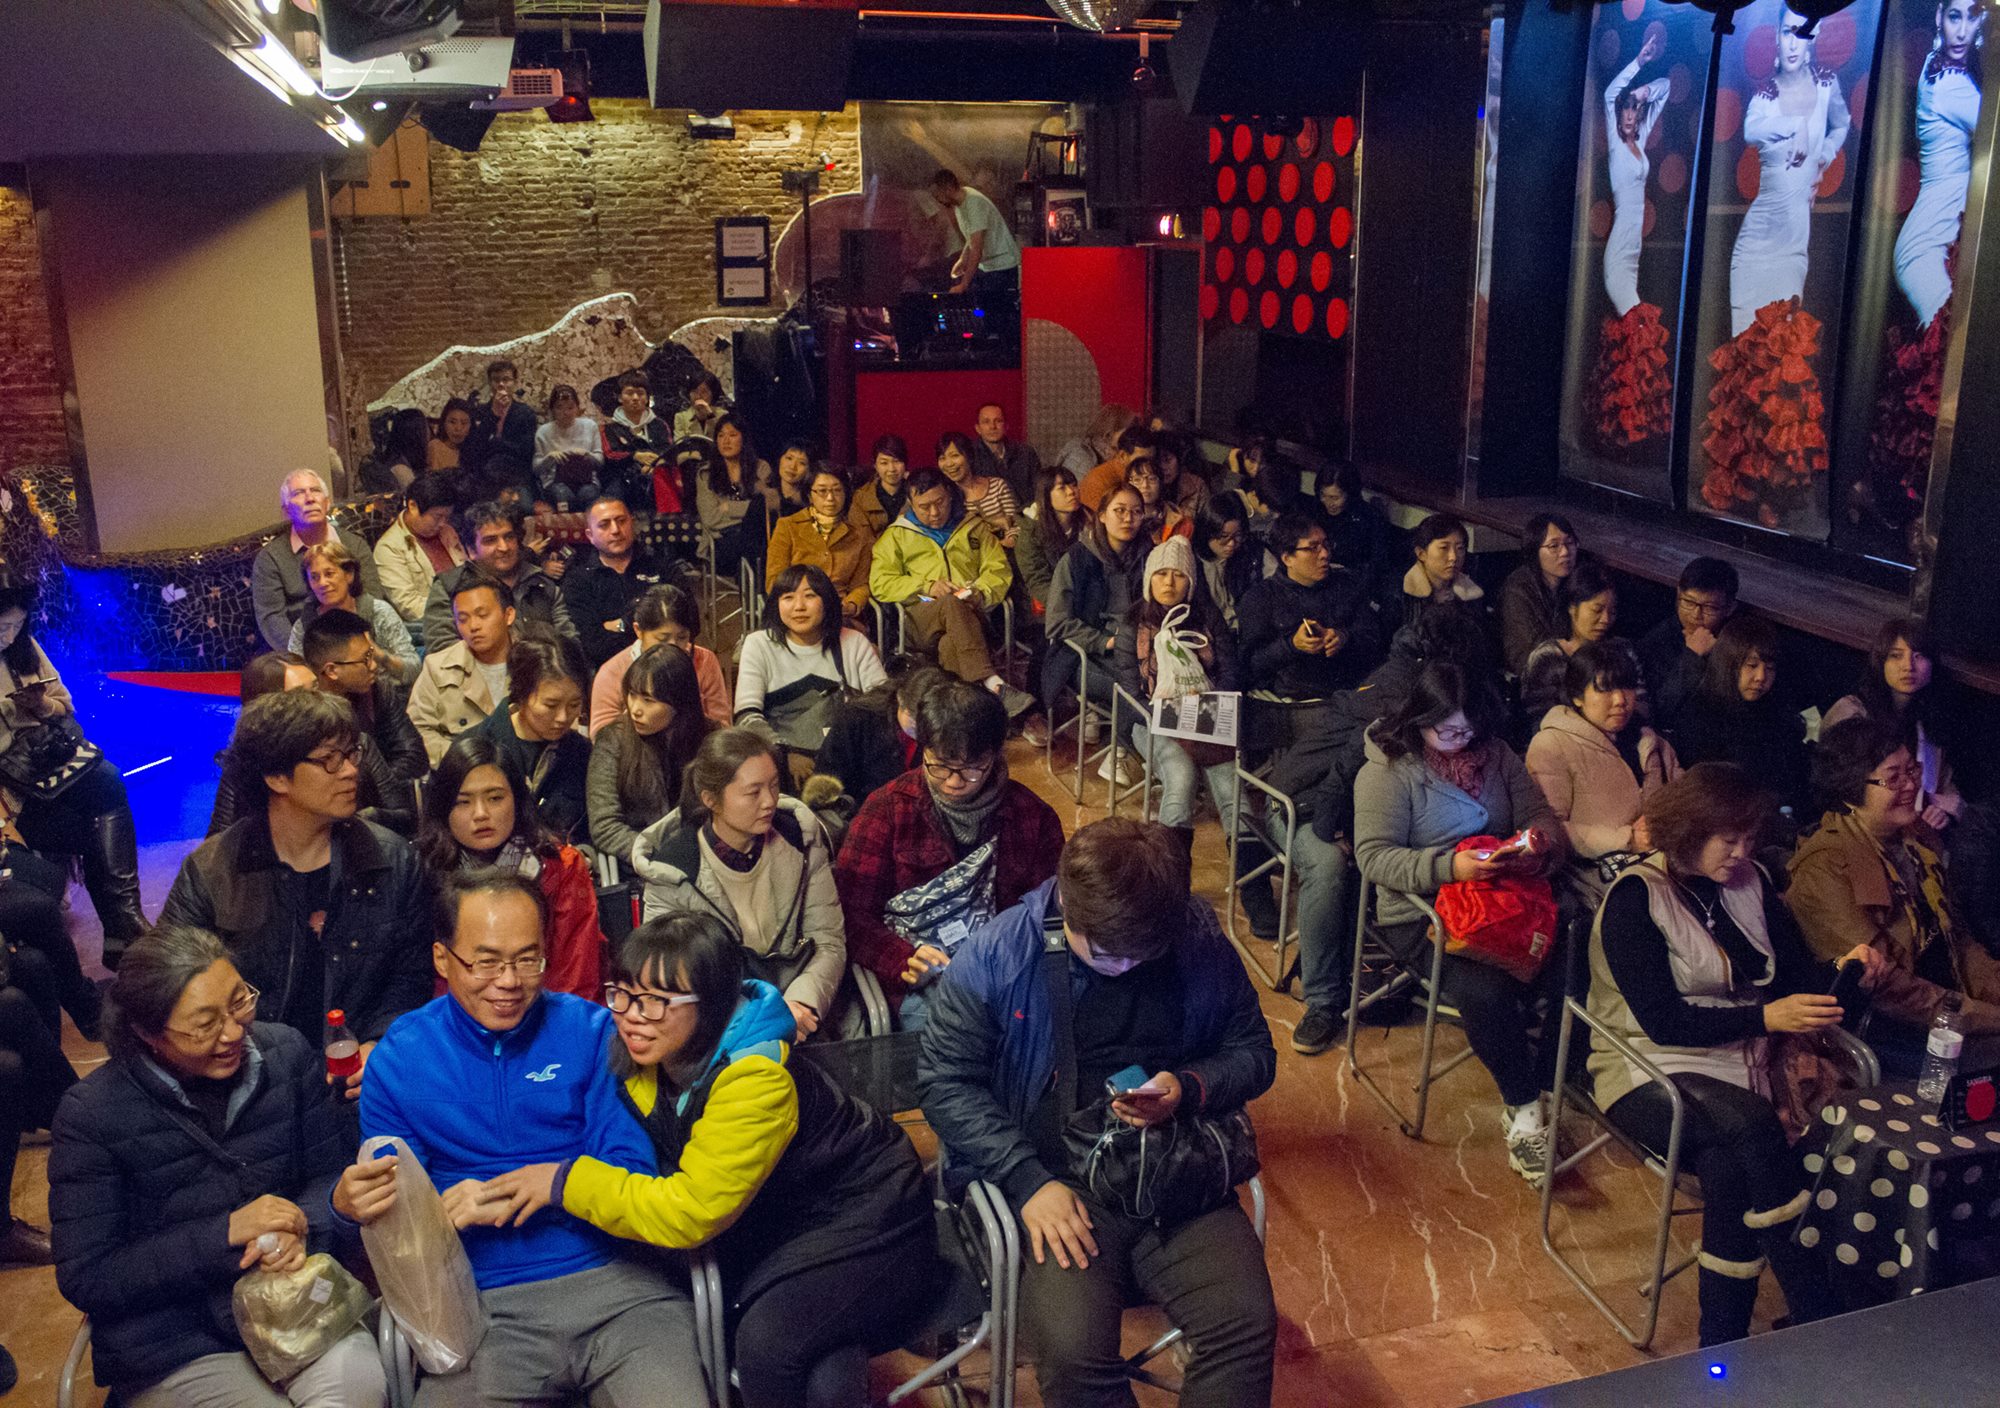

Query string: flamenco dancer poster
1842 0 1988 560
1560 1 1712 501
1689 0 1884 537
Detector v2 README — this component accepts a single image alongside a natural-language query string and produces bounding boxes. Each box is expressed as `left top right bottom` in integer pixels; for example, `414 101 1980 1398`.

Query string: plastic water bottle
324 1010 360 1083
1916 994 1965 1105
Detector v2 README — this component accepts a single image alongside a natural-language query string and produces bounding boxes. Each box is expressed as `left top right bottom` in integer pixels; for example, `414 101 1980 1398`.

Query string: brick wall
0 184 68 470
335 100 861 402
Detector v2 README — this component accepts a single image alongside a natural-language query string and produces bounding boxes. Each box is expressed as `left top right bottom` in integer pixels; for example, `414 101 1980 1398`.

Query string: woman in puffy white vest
1587 762 1876 1346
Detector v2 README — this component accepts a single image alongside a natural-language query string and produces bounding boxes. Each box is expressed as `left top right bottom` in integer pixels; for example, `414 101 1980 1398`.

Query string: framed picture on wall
715 216 772 306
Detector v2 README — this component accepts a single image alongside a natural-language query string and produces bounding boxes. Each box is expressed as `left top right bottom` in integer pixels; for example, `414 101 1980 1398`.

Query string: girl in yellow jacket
480 913 938 1408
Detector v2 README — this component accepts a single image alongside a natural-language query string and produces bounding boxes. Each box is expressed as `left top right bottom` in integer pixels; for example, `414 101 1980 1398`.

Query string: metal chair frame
1343 879 1477 1140
1120 1175 1268 1394
1222 765 1299 992
881 598 1017 685
1042 640 1117 810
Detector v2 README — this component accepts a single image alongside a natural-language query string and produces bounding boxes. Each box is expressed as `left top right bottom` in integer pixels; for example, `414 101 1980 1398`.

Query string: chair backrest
793 1030 925 1117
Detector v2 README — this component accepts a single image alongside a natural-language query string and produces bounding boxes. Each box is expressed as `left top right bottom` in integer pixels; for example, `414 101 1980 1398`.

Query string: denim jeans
1129 723 1239 833
1292 827 1354 1011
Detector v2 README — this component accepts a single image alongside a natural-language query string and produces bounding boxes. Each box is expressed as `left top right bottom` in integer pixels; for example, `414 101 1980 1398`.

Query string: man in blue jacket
332 869 705 1407
918 818 1278 1408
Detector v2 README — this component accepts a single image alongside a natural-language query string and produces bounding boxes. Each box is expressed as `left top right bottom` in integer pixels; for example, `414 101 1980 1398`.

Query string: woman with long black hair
1822 615 1963 830
694 414 774 575
734 565 887 772
589 643 719 865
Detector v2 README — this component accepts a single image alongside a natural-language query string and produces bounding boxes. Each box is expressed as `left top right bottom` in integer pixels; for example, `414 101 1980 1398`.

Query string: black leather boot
80 808 147 969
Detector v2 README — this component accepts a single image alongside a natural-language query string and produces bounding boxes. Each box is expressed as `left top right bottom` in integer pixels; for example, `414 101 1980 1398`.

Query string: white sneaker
1504 1103 1551 1186
1096 748 1139 785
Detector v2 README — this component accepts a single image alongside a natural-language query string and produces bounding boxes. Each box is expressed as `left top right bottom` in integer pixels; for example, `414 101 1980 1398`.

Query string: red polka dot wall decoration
1199 114 1359 342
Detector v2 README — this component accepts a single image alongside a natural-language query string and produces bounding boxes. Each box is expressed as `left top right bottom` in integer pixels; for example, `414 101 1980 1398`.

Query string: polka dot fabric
1202 115 1357 339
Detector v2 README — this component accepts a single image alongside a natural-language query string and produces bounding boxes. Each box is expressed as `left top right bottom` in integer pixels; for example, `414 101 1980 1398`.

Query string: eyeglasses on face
166 984 261 1043
1427 723 1478 744
923 758 993 786
603 984 699 1022
440 947 548 980
1678 594 1731 620
1291 538 1330 556
303 744 364 774
1867 768 1922 791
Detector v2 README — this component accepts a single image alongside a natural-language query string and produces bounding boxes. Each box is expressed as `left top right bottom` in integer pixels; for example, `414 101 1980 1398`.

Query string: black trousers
1380 919 1559 1108
1607 1072 1835 1345
731 1225 941 1408
1018 1189 1275 1408
0 972 77 1225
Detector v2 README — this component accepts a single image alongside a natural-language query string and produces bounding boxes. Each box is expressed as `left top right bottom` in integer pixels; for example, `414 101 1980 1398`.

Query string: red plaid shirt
833 771 1066 993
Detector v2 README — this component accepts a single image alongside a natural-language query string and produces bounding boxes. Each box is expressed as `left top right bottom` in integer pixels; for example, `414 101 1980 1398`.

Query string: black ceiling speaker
417 102 497 152
642 0 857 112
1169 0 1366 115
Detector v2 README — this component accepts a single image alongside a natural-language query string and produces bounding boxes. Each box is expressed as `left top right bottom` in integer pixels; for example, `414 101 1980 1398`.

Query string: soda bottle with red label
324 1009 361 1082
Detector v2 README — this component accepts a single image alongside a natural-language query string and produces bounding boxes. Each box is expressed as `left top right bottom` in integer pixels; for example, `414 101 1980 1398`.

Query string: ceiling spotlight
370 98 388 110
1045 0 1157 33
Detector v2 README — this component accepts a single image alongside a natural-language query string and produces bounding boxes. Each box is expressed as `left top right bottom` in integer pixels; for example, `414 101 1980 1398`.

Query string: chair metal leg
1221 765 1298 992
1344 880 1462 1140
58 1318 89 1408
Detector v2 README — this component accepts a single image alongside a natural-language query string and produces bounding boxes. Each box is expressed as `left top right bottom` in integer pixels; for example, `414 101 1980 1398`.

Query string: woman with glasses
479 912 937 1408
1821 616 1964 833
764 467 876 623
1787 716 2000 1077
1126 454 1192 544
284 540 419 686
1192 490 1269 633
631 729 847 1042
48 926 387 1408
419 733 608 999
1353 661 1566 1183
1499 512 1581 676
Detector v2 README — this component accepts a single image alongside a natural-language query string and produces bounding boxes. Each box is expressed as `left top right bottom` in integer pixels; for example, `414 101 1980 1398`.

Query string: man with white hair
251 469 383 651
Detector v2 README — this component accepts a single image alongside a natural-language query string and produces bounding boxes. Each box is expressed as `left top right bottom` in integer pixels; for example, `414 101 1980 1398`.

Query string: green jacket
868 510 1012 609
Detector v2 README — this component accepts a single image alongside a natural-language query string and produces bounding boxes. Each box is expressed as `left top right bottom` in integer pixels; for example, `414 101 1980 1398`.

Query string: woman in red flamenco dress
1700 9 1851 527
1594 31 1674 448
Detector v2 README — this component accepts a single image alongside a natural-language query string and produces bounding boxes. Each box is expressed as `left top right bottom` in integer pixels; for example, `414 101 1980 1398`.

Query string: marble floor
0 715 1784 1407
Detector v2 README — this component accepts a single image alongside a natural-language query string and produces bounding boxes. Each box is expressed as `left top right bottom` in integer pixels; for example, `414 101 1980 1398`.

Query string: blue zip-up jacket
916 878 1275 1206
356 991 658 1290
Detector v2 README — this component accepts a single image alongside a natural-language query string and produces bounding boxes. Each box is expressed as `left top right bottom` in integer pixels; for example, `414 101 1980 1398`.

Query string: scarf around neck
1423 741 1490 801
930 758 1008 849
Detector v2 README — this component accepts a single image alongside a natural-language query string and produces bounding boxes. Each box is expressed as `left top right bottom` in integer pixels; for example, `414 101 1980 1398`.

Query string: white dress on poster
1728 71 1851 336
1604 58 1671 315
1895 58 1981 329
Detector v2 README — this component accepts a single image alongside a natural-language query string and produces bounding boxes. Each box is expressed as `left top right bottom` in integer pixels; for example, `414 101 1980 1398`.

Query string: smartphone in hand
1828 958 1867 1014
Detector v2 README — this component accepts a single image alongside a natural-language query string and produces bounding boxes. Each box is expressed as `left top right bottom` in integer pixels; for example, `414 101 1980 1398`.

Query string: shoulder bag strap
1041 903 1078 1120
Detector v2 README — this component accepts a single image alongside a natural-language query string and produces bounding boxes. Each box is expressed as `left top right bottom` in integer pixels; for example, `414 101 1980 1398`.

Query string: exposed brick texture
334 100 860 403
0 185 68 471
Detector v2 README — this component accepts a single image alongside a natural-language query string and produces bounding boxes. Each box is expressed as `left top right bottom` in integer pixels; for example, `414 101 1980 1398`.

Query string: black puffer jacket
49 1024 345 1393
159 813 434 1043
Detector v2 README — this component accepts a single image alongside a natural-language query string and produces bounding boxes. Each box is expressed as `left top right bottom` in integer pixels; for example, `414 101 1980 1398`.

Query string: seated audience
2 941 75 1266
429 397 473 471
834 681 1065 1023
736 565 889 769
1015 467 1092 612
1309 461 1394 593
871 468 1031 716
631 729 846 1042
939 431 1019 547
1238 509 1381 708
1045 482 1149 779
849 434 910 536
1668 614 1811 821
0 571 148 966
50 926 387 1408
1154 428 1209 519
1117 538 1241 854
919 817 1277 1407
533 382 603 511
766 465 874 622
561 497 670 671
1638 555 1738 730
1518 557 1619 727
252 468 382 653
672 372 726 442
1590 763 1857 1345
287 539 418 685
1499 512 1581 676
588 583 730 737
770 440 815 529
588 644 717 867
333 870 706 1408
1525 640 1681 903
972 400 1041 503
422 500 576 654
695 414 772 576
814 664 951 807
1127 454 1192 543
374 474 467 625
1397 511 1485 633
1075 424 1158 513
208 651 316 835
1055 402 1137 476
420 735 606 999
377 407 432 491
1193 489 1268 633
1353 661 1566 1182
1822 616 1964 831
161 691 432 1085
601 371 675 510
410 568 517 765
468 629 593 843
465 359 539 499
1787 717 2000 1075
480 913 941 1408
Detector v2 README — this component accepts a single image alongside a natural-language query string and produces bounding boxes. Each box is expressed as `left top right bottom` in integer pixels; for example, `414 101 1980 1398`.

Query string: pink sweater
589 642 731 738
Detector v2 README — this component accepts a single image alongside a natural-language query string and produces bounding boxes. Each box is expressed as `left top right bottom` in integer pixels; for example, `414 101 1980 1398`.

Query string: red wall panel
852 368 1023 468
1022 247 1153 416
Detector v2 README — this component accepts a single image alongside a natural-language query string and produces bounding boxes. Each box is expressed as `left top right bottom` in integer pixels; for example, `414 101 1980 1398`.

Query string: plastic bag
231 1252 374 1383
1151 603 1213 701
356 1135 487 1374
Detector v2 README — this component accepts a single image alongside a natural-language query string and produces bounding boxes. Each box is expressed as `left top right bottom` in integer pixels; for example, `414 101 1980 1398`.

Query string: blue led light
1708 1363 1726 1379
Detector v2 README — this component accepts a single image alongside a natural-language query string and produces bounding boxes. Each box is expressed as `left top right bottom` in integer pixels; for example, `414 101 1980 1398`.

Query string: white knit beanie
1143 535 1196 591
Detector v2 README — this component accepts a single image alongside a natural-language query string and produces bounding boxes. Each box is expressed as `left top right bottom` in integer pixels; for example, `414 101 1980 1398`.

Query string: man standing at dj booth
931 168 1023 345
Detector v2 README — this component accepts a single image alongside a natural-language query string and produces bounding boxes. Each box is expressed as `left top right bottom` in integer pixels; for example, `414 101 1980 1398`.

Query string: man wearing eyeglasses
1638 556 1739 729
160 690 433 1109
332 869 706 1408
302 609 429 786
833 681 1065 1026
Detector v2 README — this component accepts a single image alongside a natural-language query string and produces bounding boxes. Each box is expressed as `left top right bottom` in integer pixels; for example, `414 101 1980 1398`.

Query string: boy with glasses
303 608 429 785
1238 510 1382 709
160 690 433 1103
1639 556 1739 728
332 870 706 1408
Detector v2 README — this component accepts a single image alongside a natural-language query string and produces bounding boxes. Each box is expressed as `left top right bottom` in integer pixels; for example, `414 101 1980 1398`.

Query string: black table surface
1473 1275 2000 1405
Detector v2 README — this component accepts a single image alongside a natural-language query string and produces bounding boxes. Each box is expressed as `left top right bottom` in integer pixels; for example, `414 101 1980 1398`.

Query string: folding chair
885 599 1017 683
1223 765 1299 991
380 1312 418 1408
1103 682 1159 823
1043 640 1118 811
57 1318 91 1408
1343 877 1477 1139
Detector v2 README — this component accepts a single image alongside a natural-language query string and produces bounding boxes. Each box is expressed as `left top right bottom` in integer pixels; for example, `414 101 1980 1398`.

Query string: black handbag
0 713 102 801
1040 910 1260 1227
